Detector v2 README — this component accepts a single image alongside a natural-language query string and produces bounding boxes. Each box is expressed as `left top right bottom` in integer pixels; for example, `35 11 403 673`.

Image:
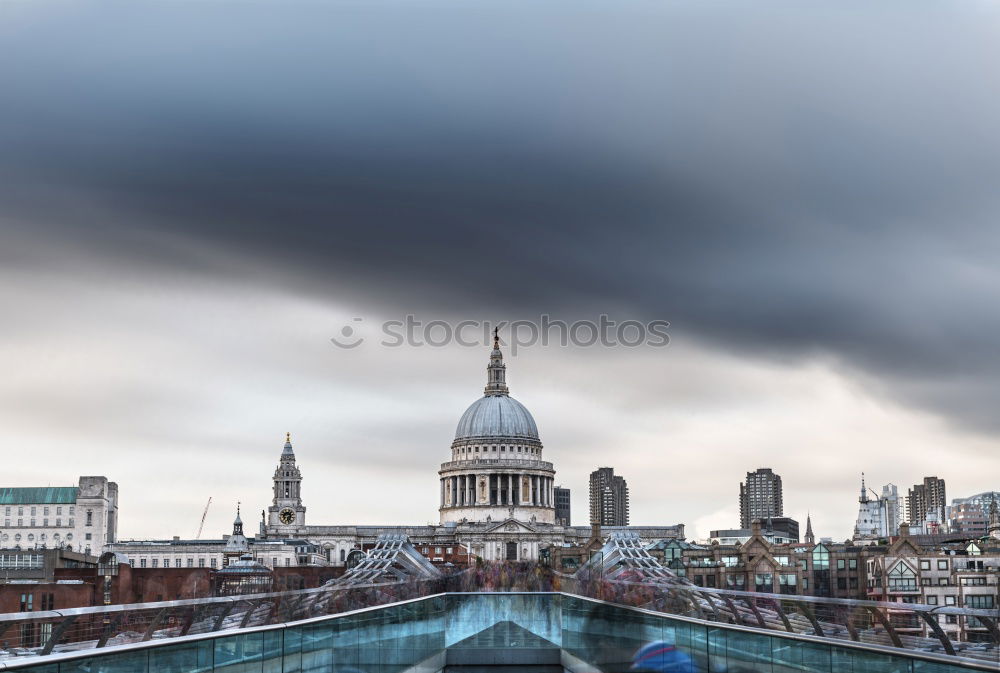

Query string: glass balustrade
2 593 994 673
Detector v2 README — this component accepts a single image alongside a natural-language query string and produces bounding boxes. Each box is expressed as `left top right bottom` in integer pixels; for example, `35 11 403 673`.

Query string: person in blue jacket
630 640 695 673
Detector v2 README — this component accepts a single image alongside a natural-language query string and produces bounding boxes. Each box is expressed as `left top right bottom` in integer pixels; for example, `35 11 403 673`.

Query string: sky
1 0 999 542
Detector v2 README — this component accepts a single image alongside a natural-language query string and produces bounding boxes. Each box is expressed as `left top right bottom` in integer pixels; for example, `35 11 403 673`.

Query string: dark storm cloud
2 1 1000 428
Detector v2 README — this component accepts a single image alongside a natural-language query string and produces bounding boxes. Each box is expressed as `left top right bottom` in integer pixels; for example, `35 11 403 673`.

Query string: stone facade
0 476 118 555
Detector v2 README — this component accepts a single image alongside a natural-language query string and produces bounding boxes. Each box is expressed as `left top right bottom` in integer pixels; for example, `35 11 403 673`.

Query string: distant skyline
1 1 999 542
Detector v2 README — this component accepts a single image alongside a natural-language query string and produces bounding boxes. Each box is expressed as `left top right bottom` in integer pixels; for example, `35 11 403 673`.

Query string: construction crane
195 496 212 539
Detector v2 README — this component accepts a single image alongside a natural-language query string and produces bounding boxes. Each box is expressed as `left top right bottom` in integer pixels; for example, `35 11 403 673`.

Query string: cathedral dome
455 394 539 441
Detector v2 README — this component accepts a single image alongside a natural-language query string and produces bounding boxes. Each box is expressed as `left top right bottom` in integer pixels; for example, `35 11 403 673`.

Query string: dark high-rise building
589 467 629 526
554 487 571 526
739 468 783 529
906 477 946 528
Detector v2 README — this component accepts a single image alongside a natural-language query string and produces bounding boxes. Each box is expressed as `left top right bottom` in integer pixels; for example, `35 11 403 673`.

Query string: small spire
484 331 509 396
232 502 244 536
282 432 294 456
859 472 869 503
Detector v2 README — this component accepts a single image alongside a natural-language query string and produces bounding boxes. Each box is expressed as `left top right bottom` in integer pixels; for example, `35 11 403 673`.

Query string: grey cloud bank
0 0 999 537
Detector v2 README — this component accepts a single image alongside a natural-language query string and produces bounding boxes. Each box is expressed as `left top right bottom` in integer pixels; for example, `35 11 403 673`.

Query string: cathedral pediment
483 518 539 534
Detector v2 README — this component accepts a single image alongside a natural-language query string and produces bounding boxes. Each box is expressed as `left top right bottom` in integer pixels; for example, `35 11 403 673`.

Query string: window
938 578 949 586
802 578 808 590
773 556 789 566
446 547 453 554
726 574 746 589
20 594 33 612
285 558 290 566
43 507 49 516
849 577 858 589
151 559 158 568
30 507 36 516
755 573 773 591
55 519 61 527
945 596 956 606
887 563 917 591
967 595 994 609
849 559 857 570
920 560 930 570
435 547 442 554
69 506 74 515
163 559 170 568
272 557 278 567
837 559 845 570
140 559 147 568
198 558 205 568
722 556 739 567
69 518 74 527
946 615 957 624
210 558 217 568
926 596 938 605
340 549 346 562
921 578 932 586
86 511 93 526
798 559 808 571
85 533 92 541
56 507 61 515
937 560 948 570
837 578 847 590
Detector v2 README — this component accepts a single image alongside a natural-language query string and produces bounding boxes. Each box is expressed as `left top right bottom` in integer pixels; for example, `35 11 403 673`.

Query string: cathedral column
507 474 513 507
532 476 539 505
440 479 445 508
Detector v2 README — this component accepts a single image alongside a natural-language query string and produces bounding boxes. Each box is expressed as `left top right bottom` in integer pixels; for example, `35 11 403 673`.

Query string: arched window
340 549 346 562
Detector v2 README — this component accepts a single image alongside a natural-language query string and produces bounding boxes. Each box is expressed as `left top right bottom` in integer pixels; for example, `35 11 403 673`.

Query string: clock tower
267 432 306 534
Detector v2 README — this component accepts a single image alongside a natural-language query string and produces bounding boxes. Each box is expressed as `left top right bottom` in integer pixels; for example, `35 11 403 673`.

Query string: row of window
0 532 86 542
0 554 44 569
456 445 539 457
4 506 76 517
126 556 299 568
19 592 54 612
4 518 75 528
921 594 995 608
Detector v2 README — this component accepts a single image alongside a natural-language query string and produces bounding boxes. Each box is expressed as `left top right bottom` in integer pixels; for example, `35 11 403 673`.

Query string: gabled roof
0 487 78 505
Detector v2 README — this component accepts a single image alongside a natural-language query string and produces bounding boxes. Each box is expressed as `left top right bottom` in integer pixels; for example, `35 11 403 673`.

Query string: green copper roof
0 487 78 505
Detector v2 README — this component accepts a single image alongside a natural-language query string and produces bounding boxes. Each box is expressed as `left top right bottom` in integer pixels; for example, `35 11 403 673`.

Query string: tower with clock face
267 433 306 534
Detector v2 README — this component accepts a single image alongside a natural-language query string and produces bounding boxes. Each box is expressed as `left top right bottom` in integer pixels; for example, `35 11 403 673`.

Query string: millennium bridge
0 534 996 672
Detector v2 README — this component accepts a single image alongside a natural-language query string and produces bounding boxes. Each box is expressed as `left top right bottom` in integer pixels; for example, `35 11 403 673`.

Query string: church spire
484 327 509 396
804 512 815 544
282 432 294 457
859 473 869 503
232 502 244 536
988 496 1000 539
